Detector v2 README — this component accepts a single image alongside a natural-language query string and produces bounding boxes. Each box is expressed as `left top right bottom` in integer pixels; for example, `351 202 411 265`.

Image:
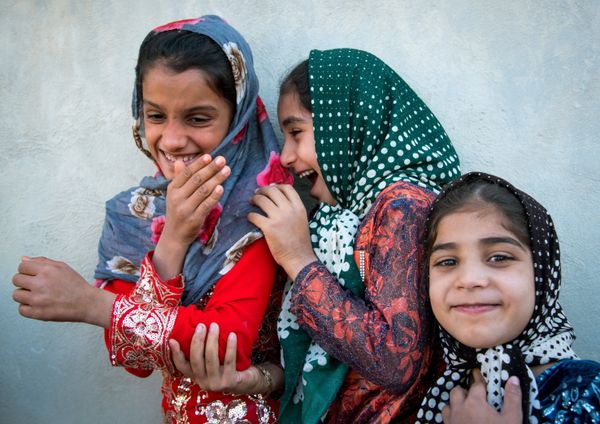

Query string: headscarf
94 15 290 305
278 48 460 423
416 172 578 424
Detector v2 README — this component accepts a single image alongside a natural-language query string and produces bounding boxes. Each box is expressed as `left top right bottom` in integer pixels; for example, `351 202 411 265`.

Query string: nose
161 119 187 151
280 139 296 168
455 261 489 290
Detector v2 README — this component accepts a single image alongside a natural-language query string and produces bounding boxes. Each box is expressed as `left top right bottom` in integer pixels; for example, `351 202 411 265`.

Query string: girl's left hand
248 184 317 280
441 369 522 423
170 323 272 394
12 256 115 327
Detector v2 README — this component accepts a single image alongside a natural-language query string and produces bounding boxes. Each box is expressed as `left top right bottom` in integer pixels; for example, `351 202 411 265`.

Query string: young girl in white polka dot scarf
417 172 599 423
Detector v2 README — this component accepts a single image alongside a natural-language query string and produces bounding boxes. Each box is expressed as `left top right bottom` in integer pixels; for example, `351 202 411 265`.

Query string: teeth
298 169 316 179
163 152 197 162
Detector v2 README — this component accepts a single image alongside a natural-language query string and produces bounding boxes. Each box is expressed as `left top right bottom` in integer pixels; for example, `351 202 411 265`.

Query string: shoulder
371 180 435 215
537 359 600 421
361 181 435 230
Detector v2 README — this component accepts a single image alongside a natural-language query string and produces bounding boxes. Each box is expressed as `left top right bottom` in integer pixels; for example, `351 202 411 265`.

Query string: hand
154 156 230 280
441 369 522 423
12 256 115 327
248 184 317 279
170 322 280 395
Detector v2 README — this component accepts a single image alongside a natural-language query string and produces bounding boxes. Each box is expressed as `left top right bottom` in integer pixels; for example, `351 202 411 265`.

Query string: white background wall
1 1 598 422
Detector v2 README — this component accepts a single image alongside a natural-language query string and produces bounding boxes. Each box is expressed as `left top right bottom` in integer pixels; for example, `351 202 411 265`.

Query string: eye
432 257 457 267
188 115 211 126
144 111 164 122
488 254 514 263
289 128 302 137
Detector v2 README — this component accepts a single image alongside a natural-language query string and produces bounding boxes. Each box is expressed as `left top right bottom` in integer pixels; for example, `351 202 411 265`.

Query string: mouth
452 303 500 314
162 150 200 165
297 169 317 180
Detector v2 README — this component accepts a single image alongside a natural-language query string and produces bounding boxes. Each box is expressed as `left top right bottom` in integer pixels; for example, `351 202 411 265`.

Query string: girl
246 49 461 423
12 15 290 423
417 172 600 423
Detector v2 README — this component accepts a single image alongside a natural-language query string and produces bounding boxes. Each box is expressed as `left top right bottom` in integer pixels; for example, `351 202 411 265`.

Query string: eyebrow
431 236 526 254
281 115 310 127
142 100 219 113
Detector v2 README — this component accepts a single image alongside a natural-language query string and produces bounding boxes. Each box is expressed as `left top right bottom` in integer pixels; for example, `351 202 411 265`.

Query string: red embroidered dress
289 182 445 423
103 238 280 423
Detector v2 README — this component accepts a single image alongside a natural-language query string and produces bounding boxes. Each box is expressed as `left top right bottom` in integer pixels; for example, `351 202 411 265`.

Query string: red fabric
103 237 276 372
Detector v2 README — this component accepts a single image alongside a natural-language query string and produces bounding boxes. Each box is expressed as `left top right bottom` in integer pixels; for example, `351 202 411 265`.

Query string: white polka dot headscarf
278 48 461 423
416 172 578 424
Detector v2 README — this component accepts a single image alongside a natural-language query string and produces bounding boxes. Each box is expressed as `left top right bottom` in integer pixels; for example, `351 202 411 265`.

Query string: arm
289 183 436 392
109 238 277 374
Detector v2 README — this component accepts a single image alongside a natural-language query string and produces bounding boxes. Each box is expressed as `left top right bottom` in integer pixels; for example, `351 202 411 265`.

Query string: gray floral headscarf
95 15 291 305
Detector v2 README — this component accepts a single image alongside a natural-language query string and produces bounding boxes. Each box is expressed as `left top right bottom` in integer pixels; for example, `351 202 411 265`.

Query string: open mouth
297 169 317 180
162 151 200 165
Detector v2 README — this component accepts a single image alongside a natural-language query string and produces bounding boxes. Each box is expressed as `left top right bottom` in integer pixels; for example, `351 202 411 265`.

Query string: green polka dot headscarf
311 48 460 211
278 49 460 423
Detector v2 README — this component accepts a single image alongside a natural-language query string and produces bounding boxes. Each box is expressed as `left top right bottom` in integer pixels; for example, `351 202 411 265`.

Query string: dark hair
426 180 530 253
135 30 236 112
279 59 311 112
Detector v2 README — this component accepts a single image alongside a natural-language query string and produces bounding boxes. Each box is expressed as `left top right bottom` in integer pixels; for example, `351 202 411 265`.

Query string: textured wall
1 1 598 422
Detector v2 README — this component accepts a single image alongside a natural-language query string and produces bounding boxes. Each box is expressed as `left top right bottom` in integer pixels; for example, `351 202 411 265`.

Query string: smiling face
428 206 535 349
277 91 336 205
142 63 233 179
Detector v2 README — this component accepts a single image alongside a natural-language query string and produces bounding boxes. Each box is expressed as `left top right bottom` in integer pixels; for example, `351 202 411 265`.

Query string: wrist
83 286 116 328
281 253 318 281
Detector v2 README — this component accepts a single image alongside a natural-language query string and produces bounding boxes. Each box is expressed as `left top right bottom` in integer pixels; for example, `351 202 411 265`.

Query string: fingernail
209 322 218 332
202 154 211 163
508 376 520 388
215 156 225 166
228 332 236 341
22 256 31 261
221 166 230 176
196 323 205 334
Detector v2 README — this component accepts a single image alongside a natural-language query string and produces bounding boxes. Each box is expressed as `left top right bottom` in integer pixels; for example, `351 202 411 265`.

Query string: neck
531 362 555 377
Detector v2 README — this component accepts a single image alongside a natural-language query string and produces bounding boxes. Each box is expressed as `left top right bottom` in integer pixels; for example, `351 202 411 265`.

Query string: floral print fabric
278 48 460 423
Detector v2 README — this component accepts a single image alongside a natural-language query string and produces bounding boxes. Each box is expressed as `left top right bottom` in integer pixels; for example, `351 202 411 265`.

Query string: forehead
277 92 311 120
435 206 517 242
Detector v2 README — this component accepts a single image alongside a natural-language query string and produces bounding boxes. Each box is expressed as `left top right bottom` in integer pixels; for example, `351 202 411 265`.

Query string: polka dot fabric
416 172 578 423
278 48 460 423
309 48 460 212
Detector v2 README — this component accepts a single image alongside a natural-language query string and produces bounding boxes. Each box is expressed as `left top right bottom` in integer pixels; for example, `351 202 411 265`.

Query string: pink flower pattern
256 152 294 186
198 203 222 245
150 204 222 246
256 97 268 123
153 18 203 33
150 215 166 244
232 123 248 144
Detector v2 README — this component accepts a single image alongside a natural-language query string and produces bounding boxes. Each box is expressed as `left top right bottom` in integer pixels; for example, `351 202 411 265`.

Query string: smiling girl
12 15 290 423
417 172 600 423
247 49 461 423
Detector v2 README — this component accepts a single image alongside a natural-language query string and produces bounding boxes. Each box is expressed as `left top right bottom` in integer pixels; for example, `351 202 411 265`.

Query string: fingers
177 157 230 200
189 323 208 380
170 339 193 377
223 332 239 383
449 385 467 405
441 404 451 423
501 376 522 422
204 323 221 381
471 368 485 384
170 155 212 188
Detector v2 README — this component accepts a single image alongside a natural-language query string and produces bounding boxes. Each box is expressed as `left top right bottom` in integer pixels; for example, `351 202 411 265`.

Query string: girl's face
428 206 535 349
277 92 336 205
142 63 233 179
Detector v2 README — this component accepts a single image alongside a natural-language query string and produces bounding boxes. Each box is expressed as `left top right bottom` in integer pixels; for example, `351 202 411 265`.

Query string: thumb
501 376 523 422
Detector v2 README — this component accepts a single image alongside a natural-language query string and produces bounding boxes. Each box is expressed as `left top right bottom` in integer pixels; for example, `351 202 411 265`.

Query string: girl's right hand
153 155 230 280
162 155 230 246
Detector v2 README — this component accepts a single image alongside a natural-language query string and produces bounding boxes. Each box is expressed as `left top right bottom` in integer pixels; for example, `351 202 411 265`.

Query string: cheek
428 279 445 318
